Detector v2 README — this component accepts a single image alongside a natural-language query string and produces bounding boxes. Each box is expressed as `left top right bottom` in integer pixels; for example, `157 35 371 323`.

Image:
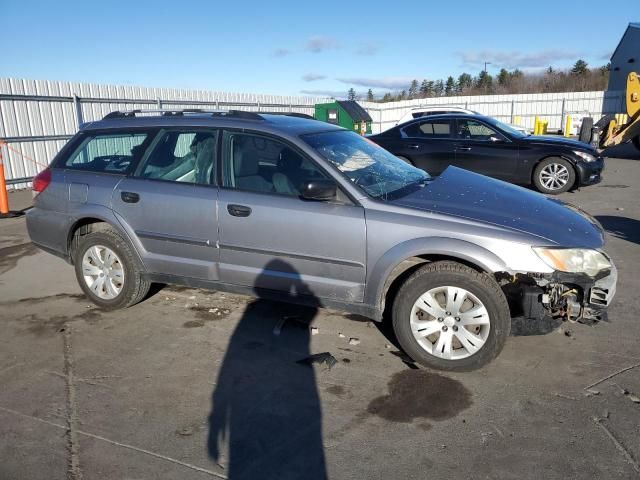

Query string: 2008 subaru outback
27 110 617 371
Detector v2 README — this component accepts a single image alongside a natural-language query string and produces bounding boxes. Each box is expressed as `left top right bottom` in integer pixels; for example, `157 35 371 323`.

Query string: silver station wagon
26 110 617 370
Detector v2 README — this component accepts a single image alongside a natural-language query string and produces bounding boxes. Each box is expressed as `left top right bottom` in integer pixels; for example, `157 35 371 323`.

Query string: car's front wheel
533 157 576 194
392 261 511 371
74 227 150 310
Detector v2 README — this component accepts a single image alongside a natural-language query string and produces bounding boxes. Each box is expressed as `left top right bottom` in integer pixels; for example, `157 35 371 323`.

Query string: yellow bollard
564 115 572 137
541 120 548 135
534 116 540 135
0 143 10 215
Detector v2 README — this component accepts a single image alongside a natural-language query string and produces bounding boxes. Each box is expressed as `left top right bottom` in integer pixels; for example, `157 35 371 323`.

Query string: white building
608 22 640 91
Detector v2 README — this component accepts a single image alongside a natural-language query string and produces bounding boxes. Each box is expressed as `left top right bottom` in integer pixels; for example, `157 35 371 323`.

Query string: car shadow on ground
207 259 328 480
596 215 640 246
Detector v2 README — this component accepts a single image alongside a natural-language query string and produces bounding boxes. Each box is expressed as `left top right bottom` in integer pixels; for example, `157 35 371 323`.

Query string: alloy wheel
539 163 570 191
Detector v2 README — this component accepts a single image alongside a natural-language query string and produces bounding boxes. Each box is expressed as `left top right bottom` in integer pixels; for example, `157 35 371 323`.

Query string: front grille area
590 287 610 306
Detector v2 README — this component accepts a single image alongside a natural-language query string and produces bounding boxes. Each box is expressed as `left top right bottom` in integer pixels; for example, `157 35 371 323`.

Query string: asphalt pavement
1 145 639 479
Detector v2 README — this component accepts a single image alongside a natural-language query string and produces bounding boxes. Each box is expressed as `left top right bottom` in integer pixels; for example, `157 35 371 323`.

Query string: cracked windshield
303 130 430 200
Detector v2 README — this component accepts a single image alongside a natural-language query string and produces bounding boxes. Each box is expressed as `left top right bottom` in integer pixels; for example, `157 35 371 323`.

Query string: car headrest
234 143 259 176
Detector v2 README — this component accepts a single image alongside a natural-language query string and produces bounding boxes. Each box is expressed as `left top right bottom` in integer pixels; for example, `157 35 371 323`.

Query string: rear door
453 118 519 180
399 118 455 175
217 130 367 303
111 128 220 280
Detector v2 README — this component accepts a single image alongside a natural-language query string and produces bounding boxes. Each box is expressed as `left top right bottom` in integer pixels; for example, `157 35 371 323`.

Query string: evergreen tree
408 79 419 99
571 59 588 75
444 76 455 96
347 88 356 101
434 80 444 97
367 89 374 101
546 66 554 75
420 79 430 97
457 73 473 92
382 92 392 102
497 68 510 86
476 70 493 92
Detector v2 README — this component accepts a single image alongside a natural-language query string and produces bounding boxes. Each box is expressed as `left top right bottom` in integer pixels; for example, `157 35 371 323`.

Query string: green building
314 100 372 135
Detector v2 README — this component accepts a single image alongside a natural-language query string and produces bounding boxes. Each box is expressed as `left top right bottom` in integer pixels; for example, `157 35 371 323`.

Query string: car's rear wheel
533 157 575 194
74 227 150 310
392 261 510 371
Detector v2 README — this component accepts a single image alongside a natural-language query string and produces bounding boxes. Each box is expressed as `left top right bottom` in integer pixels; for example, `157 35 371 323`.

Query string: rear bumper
575 157 604 186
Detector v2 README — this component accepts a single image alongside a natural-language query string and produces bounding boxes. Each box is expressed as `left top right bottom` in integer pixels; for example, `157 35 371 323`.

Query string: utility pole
484 61 491 73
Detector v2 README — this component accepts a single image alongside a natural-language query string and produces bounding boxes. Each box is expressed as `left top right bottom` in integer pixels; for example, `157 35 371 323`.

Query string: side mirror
300 180 337 201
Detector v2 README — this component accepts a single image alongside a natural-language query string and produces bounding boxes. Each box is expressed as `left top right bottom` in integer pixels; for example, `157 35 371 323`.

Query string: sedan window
456 119 503 141
401 120 452 139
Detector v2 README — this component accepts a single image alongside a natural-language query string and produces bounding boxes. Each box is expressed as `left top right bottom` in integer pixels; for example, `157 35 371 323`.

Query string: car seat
273 148 304 195
233 143 273 192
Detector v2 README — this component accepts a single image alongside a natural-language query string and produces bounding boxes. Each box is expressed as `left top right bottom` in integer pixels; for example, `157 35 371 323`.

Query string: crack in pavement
63 323 82 480
0 405 227 479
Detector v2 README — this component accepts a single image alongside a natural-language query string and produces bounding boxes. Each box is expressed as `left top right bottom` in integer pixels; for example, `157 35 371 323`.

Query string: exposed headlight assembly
532 248 611 276
573 150 597 162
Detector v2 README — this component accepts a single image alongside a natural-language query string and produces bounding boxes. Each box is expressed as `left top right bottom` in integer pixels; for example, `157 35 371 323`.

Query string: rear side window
64 132 149 173
402 120 452 139
137 129 217 185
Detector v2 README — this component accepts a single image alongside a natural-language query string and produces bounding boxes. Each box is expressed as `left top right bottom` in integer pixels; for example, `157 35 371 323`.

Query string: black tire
532 157 576 194
392 261 511 372
633 136 640 152
579 117 594 144
73 227 150 310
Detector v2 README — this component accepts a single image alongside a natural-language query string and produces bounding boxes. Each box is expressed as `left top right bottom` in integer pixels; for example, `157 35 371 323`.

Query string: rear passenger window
402 120 452 139
64 132 149 173
137 130 217 185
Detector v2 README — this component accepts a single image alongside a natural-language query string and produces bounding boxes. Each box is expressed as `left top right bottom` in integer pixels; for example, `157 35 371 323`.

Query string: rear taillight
32 168 52 195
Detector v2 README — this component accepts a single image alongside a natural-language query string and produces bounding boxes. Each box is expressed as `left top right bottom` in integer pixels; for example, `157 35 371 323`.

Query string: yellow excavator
595 72 640 151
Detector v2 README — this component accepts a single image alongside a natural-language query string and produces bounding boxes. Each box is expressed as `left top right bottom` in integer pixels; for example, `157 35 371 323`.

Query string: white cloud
300 89 345 98
272 48 292 57
457 49 581 69
301 73 327 82
305 36 340 53
336 77 414 90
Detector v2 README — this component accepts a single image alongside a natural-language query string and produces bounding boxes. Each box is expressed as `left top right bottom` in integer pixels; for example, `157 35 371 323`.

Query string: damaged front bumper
505 263 617 324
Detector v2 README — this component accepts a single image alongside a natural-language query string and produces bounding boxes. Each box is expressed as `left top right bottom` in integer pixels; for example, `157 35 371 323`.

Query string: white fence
0 77 627 189
0 78 329 188
360 90 624 134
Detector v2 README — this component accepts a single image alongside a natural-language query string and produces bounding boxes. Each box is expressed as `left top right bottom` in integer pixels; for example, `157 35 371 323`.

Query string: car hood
520 135 596 151
389 166 604 248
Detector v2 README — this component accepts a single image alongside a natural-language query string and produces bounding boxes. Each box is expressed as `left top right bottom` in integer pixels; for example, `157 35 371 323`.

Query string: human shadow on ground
208 259 328 480
596 215 640 246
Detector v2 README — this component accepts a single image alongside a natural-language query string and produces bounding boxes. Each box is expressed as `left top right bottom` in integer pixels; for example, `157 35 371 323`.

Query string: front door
217 130 367 303
453 119 518 180
111 129 220 280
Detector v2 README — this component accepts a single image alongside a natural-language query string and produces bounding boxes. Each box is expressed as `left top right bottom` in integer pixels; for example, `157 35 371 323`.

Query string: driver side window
456 120 501 141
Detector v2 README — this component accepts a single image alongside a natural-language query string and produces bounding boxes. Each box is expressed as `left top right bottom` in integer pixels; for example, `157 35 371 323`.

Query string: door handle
455 146 472 151
407 144 421 149
227 204 252 217
121 191 140 203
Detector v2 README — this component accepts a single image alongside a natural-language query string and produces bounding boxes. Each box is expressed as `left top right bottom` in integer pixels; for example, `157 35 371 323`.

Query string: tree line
347 60 610 102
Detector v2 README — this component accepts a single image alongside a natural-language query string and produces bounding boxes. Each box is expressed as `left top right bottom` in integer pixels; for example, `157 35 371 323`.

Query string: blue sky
2 0 632 98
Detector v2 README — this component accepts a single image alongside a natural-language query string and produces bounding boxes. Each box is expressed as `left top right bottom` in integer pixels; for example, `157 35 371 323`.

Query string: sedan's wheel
74 226 150 310
392 261 510 371
533 157 575 194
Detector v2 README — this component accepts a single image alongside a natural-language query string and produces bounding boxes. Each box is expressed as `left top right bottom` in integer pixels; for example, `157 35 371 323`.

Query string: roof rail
102 109 264 120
